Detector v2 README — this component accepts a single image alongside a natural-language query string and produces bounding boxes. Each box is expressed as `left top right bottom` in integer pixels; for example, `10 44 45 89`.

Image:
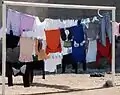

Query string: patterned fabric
19 37 35 62
63 41 72 47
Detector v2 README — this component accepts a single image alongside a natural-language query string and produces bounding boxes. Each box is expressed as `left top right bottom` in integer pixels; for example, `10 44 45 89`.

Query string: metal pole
2 1 7 95
3 1 115 10
112 9 116 85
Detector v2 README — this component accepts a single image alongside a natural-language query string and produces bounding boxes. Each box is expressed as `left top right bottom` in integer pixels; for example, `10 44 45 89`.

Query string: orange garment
35 39 49 60
45 29 62 54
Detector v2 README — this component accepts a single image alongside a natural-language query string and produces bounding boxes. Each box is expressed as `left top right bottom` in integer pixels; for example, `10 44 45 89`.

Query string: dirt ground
0 74 120 95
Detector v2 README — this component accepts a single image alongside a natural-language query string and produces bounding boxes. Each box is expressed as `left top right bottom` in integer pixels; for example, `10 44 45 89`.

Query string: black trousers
62 54 87 74
23 60 45 87
6 60 45 87
62 53 78 73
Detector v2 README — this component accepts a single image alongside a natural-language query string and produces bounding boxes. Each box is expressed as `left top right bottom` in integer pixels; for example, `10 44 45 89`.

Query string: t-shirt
84 21 100 41
20 13 35 34
32 17 46 40
7 9 21 36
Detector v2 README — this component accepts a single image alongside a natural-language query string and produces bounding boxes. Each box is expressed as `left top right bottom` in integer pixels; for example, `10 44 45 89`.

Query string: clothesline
5 7 114 62
0 8 119 69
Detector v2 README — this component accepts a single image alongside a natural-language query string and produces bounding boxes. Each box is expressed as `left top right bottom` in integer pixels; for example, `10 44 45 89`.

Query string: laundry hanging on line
2 8 118 73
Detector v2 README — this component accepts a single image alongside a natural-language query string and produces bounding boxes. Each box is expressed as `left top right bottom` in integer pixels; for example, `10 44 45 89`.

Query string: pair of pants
100 12 112 46
62 53 77 73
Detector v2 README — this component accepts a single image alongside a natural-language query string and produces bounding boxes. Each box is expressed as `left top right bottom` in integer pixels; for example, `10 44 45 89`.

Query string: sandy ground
0 74 120 95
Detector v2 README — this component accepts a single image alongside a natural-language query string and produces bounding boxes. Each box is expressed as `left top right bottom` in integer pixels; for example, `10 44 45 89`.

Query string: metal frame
1 1 116 95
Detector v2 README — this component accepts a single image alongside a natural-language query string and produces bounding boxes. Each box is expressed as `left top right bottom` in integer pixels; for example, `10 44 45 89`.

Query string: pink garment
7 9 21 36
113 22 120 36
20 13 35 34
19 37 35 62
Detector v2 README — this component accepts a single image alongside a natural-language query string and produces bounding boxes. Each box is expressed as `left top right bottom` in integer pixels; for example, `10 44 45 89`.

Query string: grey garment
99 13 112 46
84 21 100 41
0 40 20 63
6 47 20 63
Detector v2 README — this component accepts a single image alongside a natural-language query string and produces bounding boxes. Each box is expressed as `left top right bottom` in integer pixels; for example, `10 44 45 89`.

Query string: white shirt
33 16 46 40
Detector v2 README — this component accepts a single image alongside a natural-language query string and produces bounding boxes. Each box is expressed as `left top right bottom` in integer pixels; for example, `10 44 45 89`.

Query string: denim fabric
100 13 112 46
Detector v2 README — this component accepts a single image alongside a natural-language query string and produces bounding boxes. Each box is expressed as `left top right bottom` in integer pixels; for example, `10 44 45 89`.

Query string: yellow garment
35 39 49 60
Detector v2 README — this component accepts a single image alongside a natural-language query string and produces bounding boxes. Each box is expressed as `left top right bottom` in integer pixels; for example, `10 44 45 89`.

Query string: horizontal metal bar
3 1 116 10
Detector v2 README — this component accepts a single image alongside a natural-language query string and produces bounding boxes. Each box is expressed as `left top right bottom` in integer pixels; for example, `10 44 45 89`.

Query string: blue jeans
100 13 112 46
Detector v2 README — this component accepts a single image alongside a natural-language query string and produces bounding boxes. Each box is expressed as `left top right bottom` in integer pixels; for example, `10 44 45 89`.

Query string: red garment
45 29 62 54
96 37 112 65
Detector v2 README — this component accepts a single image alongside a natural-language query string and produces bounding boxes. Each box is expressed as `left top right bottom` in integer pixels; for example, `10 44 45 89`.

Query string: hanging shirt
112 22 120 37
60 28 72 55
60 28 72 47
86 40 97 63
7 9 21 36
69 25 86 63
6 47 20 63
45 29 62 54
20 13 35 34
44 18 63 30
84 21 100 41
33 17 46 40
62 19 78 28
19 37 35 62
20 16 41 39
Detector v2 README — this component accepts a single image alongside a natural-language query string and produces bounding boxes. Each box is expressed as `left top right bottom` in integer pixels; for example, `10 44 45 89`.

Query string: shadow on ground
0 82 120 95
